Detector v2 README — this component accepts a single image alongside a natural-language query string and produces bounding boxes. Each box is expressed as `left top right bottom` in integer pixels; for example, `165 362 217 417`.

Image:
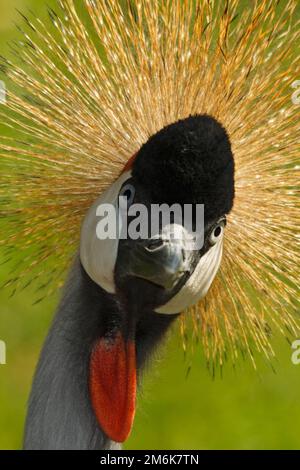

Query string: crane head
80 114 234 443
81 115 234 311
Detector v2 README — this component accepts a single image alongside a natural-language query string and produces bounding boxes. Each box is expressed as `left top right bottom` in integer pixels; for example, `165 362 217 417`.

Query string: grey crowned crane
0 0 298 451
23 115 234 449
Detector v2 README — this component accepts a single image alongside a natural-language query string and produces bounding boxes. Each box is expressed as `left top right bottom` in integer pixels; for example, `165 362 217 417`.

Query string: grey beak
119 236 192 290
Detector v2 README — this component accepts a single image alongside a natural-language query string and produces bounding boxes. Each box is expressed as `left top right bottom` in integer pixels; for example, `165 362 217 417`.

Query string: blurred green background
0 0 299 450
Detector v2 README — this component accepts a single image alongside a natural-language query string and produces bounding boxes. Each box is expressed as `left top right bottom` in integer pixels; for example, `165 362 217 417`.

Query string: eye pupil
214 226 222 238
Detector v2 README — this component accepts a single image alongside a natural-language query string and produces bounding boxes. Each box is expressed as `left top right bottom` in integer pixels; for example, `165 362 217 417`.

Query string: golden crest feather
0 0 299 366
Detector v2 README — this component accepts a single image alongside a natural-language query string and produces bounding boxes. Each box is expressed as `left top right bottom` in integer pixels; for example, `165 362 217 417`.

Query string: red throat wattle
89 152 138 443
89 333 137 443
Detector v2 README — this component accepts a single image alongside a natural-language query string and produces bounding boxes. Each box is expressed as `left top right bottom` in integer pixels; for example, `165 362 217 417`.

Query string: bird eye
119 183 135 207
209 219 226 246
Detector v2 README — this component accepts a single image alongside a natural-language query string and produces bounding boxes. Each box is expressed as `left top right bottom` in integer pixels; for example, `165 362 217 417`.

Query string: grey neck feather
24 257 120 450
24 257 177 450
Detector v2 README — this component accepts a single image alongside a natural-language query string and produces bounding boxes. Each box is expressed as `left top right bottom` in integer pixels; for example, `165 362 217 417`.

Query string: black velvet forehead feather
132 114 235 222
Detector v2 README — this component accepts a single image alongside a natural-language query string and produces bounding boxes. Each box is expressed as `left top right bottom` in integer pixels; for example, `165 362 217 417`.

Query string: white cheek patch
155 236 223 314
80 171 132 294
